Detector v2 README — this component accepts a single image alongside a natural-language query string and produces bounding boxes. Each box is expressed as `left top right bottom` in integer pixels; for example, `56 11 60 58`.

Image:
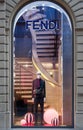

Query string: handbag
33 87 42 95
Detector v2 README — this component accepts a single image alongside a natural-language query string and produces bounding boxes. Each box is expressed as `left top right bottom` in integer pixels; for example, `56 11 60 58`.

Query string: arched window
12 1 74 128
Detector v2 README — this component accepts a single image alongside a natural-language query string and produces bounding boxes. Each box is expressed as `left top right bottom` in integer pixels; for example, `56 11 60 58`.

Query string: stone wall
0 0 83 129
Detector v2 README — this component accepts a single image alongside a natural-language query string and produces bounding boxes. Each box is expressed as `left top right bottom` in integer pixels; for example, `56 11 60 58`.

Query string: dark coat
32 78 46 98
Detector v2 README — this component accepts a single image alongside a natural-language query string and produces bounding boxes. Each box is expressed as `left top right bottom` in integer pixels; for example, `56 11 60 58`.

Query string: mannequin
32 72 46 125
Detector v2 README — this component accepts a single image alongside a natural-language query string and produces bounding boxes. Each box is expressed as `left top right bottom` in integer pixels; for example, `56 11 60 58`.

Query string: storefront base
0 127 79 130
0 113 83 130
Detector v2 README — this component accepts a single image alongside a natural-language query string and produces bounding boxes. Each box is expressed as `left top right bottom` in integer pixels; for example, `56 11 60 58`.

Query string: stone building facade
0 0 83 130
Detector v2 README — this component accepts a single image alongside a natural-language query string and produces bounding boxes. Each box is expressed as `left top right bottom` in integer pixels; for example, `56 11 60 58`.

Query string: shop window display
12 1 74 128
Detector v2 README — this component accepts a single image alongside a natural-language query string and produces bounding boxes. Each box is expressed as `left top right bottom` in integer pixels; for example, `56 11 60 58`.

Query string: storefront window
12 1 74 128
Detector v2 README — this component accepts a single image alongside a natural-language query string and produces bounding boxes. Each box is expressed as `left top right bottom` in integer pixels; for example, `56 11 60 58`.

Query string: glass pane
12 1 73 128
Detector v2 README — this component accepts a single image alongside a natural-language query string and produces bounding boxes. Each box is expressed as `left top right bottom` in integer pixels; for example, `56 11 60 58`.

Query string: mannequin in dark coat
32 72 46 125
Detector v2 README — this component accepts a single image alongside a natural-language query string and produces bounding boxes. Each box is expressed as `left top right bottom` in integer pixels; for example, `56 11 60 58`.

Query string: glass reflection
13 1 73 127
